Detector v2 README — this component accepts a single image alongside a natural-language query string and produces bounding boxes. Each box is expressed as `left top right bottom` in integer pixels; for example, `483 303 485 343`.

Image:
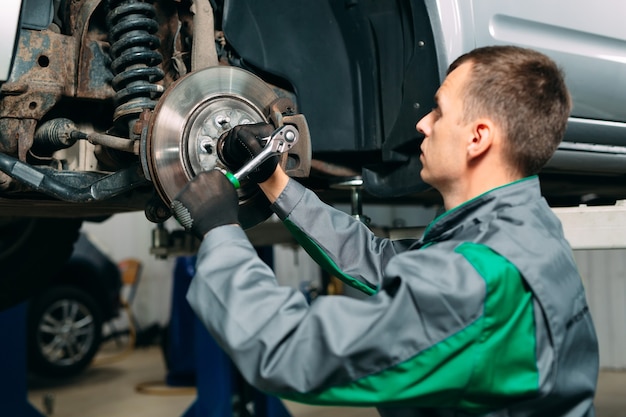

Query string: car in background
2 0 626 309
27 233 122 377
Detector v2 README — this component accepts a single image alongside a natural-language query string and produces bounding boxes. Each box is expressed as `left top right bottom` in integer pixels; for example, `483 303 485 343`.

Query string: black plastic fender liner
222 0 440 197
222 0 381 153
360 0 441 198
361 152 432 198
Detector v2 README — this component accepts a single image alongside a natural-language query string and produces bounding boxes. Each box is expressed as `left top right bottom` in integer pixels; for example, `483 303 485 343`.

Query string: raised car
2 0 625 308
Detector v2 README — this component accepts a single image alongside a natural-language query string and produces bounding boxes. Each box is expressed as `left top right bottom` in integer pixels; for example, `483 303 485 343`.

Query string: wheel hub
146 66 280 228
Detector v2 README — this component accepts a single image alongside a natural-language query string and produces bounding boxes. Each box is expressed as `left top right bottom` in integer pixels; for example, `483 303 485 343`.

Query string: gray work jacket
187 176 598 416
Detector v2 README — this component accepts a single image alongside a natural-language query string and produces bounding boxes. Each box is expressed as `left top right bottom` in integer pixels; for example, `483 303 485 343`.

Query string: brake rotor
146 66 279 229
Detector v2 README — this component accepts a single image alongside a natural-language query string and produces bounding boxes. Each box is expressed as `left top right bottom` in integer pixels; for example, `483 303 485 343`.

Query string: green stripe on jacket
278 242 539 412
283 218 377 295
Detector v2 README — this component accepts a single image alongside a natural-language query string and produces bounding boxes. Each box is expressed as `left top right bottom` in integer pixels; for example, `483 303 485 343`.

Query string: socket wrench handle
222 125 299 189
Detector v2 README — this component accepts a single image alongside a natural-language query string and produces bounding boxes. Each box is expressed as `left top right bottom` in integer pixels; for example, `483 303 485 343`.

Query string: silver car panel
426 0 626 149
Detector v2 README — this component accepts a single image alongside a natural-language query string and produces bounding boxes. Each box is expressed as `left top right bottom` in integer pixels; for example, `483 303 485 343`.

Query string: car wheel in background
27 285 103 377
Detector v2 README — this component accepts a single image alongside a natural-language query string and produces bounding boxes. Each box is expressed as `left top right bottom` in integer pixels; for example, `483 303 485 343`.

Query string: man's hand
171 170 239 238
217 122 278 183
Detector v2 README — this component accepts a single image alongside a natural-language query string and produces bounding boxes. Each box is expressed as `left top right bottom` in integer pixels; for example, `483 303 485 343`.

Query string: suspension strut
106 0 165 134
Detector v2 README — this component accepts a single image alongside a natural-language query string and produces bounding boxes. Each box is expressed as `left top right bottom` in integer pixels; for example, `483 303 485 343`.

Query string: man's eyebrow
432 93 441 110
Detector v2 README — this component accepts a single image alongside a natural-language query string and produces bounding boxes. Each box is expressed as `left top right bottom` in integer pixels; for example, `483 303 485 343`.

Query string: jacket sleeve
270 179 413 295
187 225 540 411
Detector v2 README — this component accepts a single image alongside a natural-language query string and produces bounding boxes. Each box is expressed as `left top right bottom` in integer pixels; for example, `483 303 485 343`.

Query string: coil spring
107 0 165 131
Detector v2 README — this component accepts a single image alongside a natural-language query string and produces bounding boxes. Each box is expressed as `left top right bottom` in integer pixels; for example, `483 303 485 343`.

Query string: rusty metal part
267 97 311 179
1 30 76 120
74 0 182 115
190 0 218 70
76 38 115 100
134 109 152 138
281 114 311 178
0 118 36 163
75 0 115 100
268 97 298 126
0 27 76 162
14 119 37 162
107 0 166 132
33 119 78 153
0 119 20 156
144 193 172 223
156 1 192 85
61 0 94 37
84 133 139 154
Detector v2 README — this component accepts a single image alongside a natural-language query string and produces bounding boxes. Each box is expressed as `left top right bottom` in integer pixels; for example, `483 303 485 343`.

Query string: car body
1 0 626 307
27 232 122 377
424 0 626 205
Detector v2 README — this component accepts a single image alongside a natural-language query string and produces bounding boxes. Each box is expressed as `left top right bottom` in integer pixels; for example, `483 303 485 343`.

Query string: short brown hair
449 45 571 176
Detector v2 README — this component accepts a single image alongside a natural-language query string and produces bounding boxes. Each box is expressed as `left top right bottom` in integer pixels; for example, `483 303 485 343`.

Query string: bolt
215 115 231 126
156 206 170 219
285 130 295 142
201 139 213 154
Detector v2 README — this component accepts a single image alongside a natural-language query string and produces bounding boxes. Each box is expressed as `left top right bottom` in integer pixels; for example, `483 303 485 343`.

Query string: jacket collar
421 176 542 244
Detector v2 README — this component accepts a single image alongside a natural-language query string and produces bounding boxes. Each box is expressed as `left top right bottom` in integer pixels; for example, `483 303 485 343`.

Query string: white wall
82 213 177 329
574 249 626 369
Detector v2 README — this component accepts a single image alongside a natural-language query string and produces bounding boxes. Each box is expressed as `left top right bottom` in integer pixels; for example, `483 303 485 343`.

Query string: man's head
449 45 571 176
416 45 571 205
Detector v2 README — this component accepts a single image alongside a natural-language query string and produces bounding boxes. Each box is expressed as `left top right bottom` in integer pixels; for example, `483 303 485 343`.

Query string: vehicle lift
167 253 292 417
0 303 44 417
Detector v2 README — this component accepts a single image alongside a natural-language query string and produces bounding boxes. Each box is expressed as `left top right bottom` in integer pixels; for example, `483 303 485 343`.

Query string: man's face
416 62 473 192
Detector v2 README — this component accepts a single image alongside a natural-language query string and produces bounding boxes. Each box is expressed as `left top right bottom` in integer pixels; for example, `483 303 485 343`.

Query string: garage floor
28 345 626 417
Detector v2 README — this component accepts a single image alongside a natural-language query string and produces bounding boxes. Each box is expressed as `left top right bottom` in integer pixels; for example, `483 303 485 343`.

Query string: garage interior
2 0 625 415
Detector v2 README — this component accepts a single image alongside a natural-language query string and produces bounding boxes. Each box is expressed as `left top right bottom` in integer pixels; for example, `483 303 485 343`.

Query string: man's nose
416 112 431 136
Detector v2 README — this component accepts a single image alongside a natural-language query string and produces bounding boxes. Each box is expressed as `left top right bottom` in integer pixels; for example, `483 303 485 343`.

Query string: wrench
220 124 299 189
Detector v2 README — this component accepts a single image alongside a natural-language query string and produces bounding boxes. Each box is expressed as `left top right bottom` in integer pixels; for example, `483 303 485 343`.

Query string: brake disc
146 66 279 229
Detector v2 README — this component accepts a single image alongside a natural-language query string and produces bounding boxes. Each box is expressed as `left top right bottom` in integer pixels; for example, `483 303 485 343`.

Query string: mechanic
172 45 599 416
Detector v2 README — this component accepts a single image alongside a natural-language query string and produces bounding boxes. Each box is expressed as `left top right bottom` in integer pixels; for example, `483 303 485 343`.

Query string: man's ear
467 119 495 159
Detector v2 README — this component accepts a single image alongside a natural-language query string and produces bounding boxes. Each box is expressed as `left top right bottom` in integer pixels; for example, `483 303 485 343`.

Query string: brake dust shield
146 66 278 229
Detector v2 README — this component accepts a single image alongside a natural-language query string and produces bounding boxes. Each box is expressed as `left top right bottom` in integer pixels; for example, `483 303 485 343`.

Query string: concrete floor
28 345 626 417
